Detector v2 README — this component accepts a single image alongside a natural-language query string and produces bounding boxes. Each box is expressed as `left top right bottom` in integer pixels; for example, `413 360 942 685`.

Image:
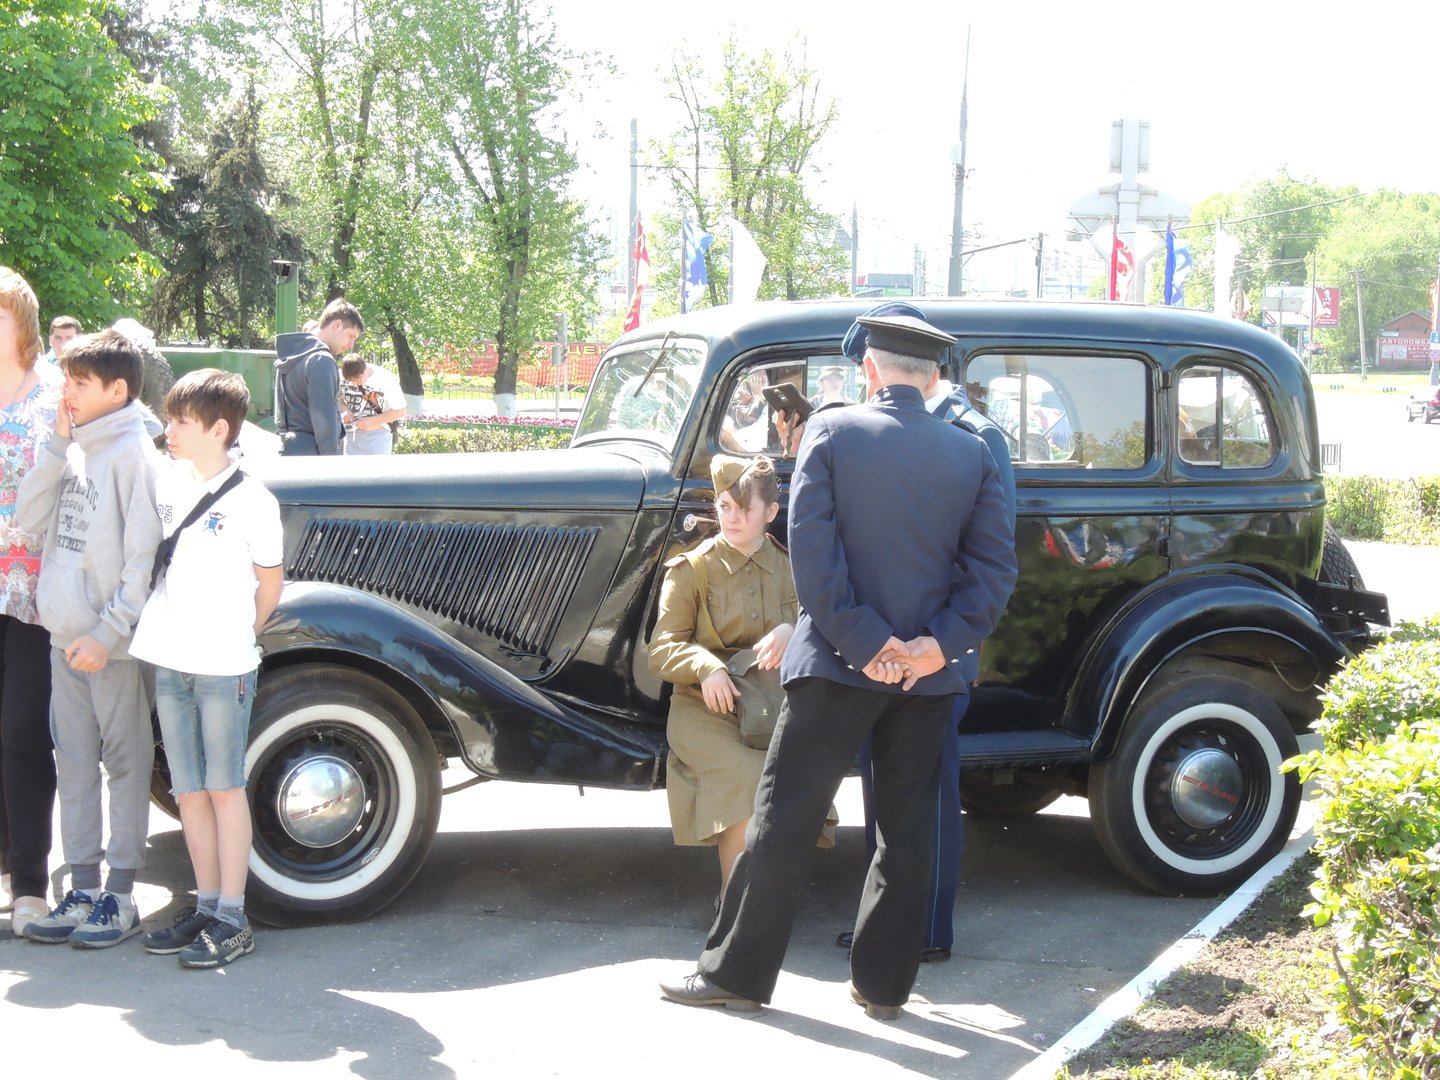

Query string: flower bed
396 415 576 454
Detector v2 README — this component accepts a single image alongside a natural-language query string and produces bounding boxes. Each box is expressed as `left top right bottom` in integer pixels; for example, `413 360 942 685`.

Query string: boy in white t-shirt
130 369 283 968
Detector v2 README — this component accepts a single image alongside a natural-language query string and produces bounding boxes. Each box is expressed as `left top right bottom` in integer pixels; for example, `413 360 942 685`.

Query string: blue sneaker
178 916 255 969
142 905 213 955
69 892 141 949
22 890 94 944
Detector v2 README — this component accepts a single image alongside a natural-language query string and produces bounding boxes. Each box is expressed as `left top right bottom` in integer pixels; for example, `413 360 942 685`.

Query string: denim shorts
155 668 258 794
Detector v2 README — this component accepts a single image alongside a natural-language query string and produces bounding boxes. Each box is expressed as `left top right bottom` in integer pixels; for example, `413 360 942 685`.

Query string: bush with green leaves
1293 618 1440 1078
395 418 574 454
1326 476 1440 545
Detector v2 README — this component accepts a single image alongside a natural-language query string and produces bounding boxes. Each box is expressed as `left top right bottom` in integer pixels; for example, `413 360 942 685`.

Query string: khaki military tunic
650 535 835 847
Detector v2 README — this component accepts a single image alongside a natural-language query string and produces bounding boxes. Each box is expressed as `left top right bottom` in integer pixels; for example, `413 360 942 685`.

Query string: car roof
622 299 1302 370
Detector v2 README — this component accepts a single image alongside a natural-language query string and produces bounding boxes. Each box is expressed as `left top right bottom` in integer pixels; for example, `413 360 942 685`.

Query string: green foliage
1325 475 1440 545
147 86 304 346
652 35 848 306
0 0 166 323
418 0 603 401
395 420 573 454
1292 621 1440 1078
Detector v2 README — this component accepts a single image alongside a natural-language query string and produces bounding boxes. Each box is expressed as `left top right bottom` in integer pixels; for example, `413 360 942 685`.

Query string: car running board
956 730 1091 770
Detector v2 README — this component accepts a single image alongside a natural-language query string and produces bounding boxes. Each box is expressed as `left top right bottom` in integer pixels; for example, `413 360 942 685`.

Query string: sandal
10 896 48 938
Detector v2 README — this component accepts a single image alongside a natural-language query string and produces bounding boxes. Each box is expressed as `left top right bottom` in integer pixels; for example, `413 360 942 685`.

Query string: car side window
962 353 1151 469
716 357 857 457
1177 365 1275 469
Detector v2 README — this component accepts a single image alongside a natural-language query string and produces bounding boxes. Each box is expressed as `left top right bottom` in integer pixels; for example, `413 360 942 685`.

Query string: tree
147 86 306 346
0 0 165 324
653 36 848 307
420 0 601 409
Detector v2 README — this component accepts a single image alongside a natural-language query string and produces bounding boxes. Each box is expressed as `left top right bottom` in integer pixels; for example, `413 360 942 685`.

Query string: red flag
1430 278 1438 333
1109 231 1134 301
623 215 651 332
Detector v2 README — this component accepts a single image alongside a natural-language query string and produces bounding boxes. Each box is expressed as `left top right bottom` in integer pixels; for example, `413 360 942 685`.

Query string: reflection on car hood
248 446 650 512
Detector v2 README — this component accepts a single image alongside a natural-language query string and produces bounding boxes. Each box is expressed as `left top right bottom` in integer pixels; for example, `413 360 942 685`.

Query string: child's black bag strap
149 470 247 590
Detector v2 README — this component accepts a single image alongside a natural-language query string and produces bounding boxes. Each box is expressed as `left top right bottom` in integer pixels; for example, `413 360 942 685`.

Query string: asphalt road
1313 387 1440 478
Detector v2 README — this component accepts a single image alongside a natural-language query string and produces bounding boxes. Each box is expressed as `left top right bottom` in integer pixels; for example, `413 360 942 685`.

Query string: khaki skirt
665 690 836 848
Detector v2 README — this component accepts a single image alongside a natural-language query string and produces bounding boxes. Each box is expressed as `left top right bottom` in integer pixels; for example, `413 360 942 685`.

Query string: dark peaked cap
854 314 956 364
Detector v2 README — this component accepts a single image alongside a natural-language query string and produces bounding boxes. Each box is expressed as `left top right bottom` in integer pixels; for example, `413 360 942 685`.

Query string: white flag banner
724 217 767 304
1213 223 1240 317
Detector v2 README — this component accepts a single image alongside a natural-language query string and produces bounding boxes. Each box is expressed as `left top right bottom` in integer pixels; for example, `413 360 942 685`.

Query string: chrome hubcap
277 755 366 848
1169 747 1243 829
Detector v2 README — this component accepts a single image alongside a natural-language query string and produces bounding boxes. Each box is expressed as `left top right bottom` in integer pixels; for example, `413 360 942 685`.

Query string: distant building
1373 310 1433 371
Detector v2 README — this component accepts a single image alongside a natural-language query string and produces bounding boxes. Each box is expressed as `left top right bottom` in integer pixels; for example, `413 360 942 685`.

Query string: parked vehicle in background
178 300 1388 925
1405 385 1440 423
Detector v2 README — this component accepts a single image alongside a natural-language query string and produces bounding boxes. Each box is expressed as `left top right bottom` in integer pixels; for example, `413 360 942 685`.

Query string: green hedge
395 421 574 454
1326 476 1440 546
1292 617 1440 1078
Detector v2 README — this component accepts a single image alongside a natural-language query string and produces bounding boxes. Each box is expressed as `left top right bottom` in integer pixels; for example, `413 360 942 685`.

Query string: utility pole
627 118 638 306
851 203 859 296
1306 248 1316 371
946 26 971 297
1034 233 1044 298
1354 268 1367 381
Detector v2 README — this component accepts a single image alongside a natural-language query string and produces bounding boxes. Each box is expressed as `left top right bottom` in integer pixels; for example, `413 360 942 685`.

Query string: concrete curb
1008 828 1317 1080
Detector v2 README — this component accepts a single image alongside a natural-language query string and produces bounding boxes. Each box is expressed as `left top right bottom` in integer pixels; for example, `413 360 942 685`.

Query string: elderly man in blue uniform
836 301 1018 964
660 312 1018 1020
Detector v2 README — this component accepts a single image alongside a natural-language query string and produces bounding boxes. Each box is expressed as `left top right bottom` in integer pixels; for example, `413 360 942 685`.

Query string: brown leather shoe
849 982 903 1021
660 971 762 1013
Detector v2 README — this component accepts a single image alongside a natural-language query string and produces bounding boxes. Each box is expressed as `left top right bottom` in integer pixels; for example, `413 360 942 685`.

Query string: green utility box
161 348 277 431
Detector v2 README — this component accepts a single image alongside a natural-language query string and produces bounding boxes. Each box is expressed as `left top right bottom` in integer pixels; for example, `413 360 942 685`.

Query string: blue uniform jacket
779 383 1018 697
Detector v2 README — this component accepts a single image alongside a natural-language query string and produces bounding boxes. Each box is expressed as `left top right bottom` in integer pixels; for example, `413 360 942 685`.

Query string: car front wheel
245 665 442 926
1089 675 1300 896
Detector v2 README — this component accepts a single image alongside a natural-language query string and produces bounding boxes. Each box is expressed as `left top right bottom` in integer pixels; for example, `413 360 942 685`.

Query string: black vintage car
222 300 1388 925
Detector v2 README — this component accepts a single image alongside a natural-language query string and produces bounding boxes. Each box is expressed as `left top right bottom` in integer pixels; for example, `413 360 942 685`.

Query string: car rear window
1177 364 1276 469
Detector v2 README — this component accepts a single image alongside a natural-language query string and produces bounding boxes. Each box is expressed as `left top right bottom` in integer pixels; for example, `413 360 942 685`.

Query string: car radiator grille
288 517 600 656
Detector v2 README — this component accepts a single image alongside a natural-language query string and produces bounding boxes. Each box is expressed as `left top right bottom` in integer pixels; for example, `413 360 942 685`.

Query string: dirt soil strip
1007 829 1316 1080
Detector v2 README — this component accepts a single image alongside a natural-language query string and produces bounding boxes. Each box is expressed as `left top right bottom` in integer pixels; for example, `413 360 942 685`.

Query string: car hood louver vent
288 518 600 659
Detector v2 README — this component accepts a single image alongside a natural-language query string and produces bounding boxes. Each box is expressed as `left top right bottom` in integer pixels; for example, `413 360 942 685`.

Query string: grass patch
1059 853 1347 1079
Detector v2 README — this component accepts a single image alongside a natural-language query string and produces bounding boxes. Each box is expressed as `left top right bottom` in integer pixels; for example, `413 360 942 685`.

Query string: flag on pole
1109 228 1134 301
1164 228 1192 306
623 215 650 332
680 219 714 313
1430 277 1438 332
723 217 767 304
1213 220 1240 317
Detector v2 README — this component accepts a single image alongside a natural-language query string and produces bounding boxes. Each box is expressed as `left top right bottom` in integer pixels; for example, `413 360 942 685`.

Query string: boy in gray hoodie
14 329 162 947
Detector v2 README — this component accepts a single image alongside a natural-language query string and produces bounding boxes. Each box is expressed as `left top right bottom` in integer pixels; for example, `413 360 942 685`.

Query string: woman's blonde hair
0 267 42 369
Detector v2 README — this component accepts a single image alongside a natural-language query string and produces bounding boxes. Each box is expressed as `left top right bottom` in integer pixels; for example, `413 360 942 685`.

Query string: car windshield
572 337 707 452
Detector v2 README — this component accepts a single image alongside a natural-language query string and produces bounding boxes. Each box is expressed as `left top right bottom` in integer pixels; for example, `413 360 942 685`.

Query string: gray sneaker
143 905 213 955
22 890 94 944
69 891 141 949
178 916 255 969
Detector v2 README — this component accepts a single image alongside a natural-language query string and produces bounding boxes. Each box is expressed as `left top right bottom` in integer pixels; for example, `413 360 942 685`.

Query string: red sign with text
1312 286 1340 328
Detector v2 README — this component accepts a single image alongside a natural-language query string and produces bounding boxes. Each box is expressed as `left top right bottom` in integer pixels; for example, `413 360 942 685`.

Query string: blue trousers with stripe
859 694 965 951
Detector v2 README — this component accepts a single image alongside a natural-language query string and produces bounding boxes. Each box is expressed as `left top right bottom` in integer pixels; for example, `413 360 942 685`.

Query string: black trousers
0 615 55 899
699 676 953 1006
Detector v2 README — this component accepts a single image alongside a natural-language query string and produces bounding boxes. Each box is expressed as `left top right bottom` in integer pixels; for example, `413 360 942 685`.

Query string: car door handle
682 514 716 532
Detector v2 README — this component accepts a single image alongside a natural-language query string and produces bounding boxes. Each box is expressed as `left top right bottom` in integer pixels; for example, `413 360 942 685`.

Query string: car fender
1069 566 1350 760
258 581 664 790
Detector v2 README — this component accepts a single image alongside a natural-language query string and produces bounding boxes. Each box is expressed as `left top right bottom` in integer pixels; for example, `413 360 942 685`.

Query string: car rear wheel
1089 675 1300 896
245 665 442 926
960 771 1063 818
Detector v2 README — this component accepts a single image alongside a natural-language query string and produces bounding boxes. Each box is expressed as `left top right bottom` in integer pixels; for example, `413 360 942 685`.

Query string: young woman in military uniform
649 455 833 897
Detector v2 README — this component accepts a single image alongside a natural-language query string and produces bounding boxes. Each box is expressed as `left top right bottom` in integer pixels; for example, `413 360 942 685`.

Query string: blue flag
681 219 714 313
1164 228 1192 306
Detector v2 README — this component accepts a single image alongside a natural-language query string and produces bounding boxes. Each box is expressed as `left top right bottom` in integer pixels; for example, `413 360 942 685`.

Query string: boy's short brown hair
49 315 81 334
318 297 365 333
165 368 250 448
0 267 43 369
61 329 144 402
340 357 367 381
